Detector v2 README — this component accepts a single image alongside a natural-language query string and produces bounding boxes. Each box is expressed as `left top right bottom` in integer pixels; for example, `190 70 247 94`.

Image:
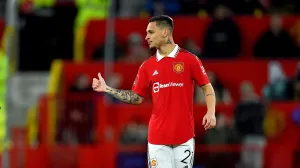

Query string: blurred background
0 0 300 167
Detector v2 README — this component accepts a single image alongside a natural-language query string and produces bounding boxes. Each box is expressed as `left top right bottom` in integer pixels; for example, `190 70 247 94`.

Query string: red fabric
132 48 210 145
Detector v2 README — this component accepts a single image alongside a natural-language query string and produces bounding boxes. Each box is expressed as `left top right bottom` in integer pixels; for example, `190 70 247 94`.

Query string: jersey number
181 150 192 164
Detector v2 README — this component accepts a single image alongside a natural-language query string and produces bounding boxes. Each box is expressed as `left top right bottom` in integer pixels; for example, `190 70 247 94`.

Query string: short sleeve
132 62 149 97
191 56 210 86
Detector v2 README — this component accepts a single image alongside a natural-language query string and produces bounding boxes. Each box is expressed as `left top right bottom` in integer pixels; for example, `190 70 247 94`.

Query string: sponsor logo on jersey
173 62 184 74
153 82 184 93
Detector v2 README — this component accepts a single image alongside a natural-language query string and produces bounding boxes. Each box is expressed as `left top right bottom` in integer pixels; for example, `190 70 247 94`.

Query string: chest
148 58 191 83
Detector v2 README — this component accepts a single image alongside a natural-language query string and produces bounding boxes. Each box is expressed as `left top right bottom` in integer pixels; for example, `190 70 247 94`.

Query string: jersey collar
156 44 180 61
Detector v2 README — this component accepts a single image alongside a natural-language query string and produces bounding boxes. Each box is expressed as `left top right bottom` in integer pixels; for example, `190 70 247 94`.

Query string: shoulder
179 47 202 62
139 55 156 70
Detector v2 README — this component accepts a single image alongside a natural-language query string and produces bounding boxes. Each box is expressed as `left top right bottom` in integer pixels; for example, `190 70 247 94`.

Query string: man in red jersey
92 15 216 168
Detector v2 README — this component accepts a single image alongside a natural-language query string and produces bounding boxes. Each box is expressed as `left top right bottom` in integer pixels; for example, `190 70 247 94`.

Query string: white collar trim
156 44 179 61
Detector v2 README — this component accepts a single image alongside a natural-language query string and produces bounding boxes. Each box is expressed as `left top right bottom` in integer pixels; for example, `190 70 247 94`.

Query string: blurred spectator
124 0 300 16
202 5 241 59
294 0 300 13
120 118 148 145
182 38 201 56
145 0 181 16
201 113 239 144
290 21 300 56
292 62 300 100
200 113 239 168
254 13 299 58
124 33 150 63
232 0 267 14
180 0 267 15
180 0 203 15
106 73 123 89
270 0 289 11
117 0 147 18
195 71 232 104
292 108 300 125
104 73 124 104
263 108 286 139
262 61 292 101
57 74 94 144
69 73 93 93
201 0 235 14
234 81 266 168
92 35 125 61
270 0 300 13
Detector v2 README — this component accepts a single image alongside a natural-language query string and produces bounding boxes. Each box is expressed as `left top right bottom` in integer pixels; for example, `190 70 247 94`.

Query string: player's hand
202 112 216 130
92 72 107 92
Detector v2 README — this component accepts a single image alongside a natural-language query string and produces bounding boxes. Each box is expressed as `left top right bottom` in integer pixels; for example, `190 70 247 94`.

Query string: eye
147 31 154 34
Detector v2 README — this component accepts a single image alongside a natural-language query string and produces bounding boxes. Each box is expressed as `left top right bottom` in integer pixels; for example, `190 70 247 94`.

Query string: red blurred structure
5 15 300 168
84 16 300 60
25 59 299 168
19 59 299 168
16 96 298 168
62 60 298 101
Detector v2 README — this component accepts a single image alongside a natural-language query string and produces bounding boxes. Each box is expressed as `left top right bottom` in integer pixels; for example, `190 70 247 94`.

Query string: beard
149 44 157 50
150 46 156 50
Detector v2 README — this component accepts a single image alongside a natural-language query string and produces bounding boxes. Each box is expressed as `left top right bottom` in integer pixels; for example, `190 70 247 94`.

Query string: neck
158 43 176 56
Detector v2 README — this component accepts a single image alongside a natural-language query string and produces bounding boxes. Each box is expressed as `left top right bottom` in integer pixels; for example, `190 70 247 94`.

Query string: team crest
173 62 184 74
151 158 157 167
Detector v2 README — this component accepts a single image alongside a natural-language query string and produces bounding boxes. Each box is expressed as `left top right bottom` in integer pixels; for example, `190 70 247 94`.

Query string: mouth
147 41 152 45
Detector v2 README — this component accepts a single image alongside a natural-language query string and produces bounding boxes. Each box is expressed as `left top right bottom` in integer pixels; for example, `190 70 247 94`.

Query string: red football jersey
132 45 210 145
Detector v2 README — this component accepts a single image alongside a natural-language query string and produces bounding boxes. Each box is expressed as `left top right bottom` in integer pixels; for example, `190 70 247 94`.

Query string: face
270 14 282 34
214 5 228 20
216 114 225 129
240 81 255 99
145 22 167 49
76 74 89 88
207 71 216 83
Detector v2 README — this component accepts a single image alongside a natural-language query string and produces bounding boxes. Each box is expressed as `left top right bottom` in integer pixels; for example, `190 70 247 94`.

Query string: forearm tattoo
106 87 142 104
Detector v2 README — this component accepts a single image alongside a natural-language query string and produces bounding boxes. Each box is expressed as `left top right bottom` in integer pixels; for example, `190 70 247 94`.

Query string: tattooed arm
201 83 217 130
105 87 144 105
201 83 216 114
92 72 144 105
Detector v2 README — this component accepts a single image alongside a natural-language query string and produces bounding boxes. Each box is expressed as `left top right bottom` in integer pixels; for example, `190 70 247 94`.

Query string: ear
163 28 168 38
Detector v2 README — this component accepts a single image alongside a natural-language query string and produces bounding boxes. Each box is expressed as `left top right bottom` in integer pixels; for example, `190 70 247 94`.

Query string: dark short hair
149 15 174 32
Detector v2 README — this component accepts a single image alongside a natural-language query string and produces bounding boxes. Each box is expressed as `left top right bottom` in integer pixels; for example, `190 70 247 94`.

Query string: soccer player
92 15 216 168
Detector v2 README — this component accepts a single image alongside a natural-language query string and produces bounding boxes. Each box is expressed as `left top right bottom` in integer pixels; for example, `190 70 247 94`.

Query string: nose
145 35 149 41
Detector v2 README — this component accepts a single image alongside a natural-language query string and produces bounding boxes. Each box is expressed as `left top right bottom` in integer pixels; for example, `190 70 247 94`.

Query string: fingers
203 117 210 130
204 119 210 130
92 78 98 84
202 116 206 126
209 120 216 129
203 117 216 130
93 73 105 91
92 78 99 90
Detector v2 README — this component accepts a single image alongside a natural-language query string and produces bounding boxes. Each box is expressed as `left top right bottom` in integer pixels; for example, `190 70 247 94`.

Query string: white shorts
147 138 195 168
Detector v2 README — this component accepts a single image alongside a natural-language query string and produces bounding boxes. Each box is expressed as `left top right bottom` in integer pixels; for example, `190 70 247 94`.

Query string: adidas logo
152 70 159 76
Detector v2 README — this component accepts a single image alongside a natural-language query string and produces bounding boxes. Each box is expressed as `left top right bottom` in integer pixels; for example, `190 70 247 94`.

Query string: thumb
98 72 102 79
